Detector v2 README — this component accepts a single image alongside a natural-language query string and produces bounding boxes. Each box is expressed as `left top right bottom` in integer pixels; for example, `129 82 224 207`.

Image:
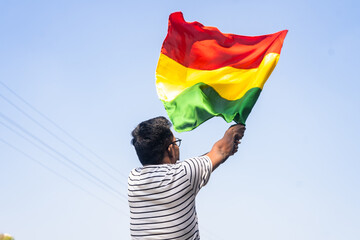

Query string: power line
0 119 125 201
0 91 126 187
0 112 127 201
0 81 131 220
0 81 127 179
0 137 129 217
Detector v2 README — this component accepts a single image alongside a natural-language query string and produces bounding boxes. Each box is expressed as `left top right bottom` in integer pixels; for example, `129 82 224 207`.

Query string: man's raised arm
206 124 246 171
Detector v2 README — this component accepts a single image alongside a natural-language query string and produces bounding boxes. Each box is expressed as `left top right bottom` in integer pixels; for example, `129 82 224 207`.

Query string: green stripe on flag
162 83 262 132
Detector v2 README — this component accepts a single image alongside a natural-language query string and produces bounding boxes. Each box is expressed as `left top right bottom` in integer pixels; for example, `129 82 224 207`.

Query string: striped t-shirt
128 156 212 240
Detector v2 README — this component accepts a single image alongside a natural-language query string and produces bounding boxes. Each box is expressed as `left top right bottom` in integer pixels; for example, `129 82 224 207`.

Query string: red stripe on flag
161 12 288 70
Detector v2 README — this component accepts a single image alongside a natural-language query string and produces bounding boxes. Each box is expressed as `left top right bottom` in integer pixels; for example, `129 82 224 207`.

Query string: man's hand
206 124 246 171
228 124 246 155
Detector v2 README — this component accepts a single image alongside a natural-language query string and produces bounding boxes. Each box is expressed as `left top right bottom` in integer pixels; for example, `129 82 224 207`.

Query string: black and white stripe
128 156 212 239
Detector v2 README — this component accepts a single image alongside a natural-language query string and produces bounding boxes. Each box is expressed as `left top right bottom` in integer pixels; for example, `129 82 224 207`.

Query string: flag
156 12 288 132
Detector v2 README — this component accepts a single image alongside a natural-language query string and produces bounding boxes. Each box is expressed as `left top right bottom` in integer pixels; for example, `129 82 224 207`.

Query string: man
128 116 245 239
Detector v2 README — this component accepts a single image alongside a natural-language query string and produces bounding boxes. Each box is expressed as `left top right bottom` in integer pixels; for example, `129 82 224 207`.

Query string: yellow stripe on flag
156 52 280 102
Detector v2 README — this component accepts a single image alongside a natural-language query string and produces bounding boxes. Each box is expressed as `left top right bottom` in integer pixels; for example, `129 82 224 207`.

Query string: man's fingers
235 131 245 140
236 125 245 139
232 145 238 154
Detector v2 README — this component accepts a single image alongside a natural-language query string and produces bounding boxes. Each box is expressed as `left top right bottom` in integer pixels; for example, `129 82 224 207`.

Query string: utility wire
0 119 126 202
0 112 127 201
0 81 127 179
0 137 129 217
0 91 126 187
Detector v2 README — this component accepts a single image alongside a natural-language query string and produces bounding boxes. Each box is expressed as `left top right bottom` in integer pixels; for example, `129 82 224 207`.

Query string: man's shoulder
182 155 212 165
128 156 211 178
127 162 190 192
128 163 184 179
180 155 213 173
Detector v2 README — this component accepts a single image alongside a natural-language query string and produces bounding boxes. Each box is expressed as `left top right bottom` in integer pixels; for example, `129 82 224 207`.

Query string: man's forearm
206 137 234 170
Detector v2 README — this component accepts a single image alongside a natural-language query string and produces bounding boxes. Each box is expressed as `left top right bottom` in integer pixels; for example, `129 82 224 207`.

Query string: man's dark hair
131 116 173 165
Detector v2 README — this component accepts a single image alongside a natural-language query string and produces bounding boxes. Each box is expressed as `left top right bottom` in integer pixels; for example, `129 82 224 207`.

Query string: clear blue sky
1 0 359 239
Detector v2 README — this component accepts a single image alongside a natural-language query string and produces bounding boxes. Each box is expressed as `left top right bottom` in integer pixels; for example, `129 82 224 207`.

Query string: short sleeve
182 156 212 196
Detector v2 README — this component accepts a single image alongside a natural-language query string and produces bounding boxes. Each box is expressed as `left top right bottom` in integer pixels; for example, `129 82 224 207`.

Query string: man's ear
167 144 174 158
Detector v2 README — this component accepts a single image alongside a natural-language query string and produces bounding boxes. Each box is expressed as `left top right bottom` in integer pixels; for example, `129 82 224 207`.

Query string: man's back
128 156 212 240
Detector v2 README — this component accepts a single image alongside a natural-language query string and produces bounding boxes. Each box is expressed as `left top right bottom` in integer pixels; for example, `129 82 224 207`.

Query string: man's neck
162 156 173 164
